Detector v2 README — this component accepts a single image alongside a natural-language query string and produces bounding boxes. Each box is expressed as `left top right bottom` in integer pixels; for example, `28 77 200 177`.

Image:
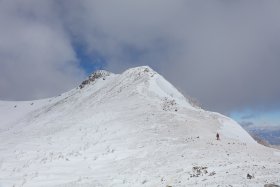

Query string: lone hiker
216 132 220 140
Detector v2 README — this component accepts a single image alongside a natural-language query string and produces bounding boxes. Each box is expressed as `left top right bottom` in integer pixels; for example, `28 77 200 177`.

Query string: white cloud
0 0 85 100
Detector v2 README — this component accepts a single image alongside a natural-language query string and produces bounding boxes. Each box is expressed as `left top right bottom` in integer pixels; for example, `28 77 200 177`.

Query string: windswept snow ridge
0 66 279 187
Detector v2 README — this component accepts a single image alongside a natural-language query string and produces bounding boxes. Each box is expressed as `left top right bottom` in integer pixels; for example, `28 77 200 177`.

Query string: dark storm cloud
1 0 280 113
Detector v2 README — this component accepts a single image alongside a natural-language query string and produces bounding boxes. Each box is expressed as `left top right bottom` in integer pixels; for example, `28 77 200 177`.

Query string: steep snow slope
0 66 279 187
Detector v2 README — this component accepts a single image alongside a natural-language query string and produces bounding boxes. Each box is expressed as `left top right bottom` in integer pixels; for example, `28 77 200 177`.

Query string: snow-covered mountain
0 66 279 187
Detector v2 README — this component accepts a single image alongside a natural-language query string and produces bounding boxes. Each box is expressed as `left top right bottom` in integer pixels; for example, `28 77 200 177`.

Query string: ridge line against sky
0 0 280 124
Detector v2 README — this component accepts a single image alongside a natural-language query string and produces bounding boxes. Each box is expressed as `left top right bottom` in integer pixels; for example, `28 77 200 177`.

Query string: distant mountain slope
0 66 279 187
244 127 280 146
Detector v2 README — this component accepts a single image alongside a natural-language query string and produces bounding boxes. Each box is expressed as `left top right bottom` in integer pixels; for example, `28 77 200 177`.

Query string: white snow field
0 66 279 187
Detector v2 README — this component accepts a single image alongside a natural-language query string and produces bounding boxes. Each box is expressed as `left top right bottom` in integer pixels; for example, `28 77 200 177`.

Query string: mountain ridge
0 66 279 186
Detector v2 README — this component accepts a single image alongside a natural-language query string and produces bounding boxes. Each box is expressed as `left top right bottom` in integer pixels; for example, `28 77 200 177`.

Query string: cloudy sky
1 0 280 127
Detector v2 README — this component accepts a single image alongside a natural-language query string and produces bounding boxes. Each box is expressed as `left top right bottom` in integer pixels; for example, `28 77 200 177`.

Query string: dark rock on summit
79 70 111 89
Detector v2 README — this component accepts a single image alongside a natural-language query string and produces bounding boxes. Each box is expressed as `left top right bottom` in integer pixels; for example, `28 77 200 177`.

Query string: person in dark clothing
216 132 220 140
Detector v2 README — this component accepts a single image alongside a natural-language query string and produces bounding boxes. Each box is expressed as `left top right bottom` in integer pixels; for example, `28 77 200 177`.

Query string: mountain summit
0 66 279 186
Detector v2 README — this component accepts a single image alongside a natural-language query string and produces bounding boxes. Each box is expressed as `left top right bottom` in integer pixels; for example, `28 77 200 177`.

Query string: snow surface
0 66 279 187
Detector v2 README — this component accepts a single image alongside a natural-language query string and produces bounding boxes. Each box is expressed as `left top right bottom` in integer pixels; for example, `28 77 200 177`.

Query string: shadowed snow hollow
0 66 279 187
